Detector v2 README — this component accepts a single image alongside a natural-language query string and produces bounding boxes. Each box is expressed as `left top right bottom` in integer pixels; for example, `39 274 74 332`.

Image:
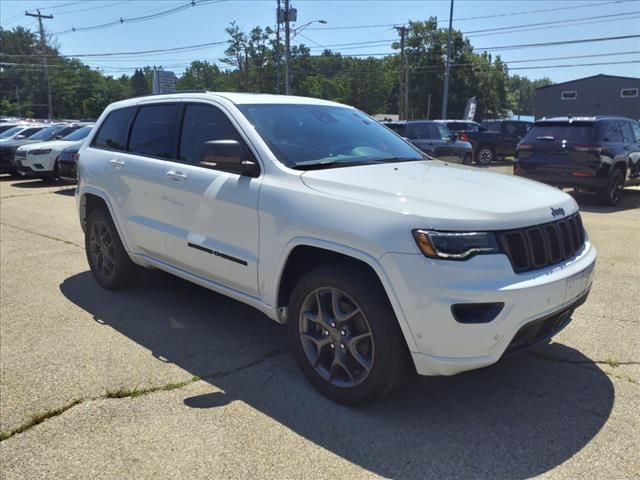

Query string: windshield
0 126 22 139
28 125 64 141
238 104 425 169
523 122 595 143
62 125 93 141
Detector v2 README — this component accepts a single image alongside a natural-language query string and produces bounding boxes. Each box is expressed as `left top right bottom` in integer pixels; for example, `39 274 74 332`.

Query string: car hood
20 139 81 152
300 161 578 231
0 139 41 149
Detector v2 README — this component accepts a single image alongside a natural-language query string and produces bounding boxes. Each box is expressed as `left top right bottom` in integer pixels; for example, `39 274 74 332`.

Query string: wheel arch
274 241 419 352
78 189 133 253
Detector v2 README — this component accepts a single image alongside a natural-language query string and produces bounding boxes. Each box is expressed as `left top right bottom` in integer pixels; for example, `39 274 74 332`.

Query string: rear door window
631 122 640 142
484 122 501 133
406 123 430 140
619 121 634 143
599 121 623 143
178 103 241 165
93 107 136 151
129 104 178 159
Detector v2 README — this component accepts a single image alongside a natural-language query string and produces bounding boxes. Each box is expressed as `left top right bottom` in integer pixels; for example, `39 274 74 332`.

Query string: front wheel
288 264 410 405
597 168 624 206
85 209 141 289
475 146 494 165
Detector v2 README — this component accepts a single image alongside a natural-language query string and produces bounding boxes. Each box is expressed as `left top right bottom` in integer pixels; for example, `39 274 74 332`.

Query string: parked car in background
0 124 80 176
76 92 596 404
16 124 94 180
58 144 82 183
0 124 46 143
515 116 640 206
434 120 480 134
464 119 533 165
383 120 473 164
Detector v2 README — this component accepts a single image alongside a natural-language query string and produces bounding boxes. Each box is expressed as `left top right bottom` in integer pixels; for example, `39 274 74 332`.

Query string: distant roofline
536 74 640 90
535 115 634 122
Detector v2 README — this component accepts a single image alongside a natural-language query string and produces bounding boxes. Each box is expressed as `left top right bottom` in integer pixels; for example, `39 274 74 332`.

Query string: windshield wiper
292 160 379 171
292 156 424 171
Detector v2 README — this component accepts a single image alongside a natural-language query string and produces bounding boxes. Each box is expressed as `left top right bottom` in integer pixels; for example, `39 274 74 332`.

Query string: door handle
109 159 125 168
166 170 187 181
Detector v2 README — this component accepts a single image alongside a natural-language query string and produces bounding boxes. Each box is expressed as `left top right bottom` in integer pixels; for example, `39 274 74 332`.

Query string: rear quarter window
92 107 137 151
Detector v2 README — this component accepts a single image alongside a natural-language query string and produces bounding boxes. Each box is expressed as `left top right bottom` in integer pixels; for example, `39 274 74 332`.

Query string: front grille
497 213 585 273
502 290 589 358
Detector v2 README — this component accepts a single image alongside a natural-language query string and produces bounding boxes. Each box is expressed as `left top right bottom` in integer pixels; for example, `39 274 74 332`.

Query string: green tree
130 68 150 97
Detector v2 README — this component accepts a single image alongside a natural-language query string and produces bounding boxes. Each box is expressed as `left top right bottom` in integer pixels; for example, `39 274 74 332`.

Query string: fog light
451 302 504 324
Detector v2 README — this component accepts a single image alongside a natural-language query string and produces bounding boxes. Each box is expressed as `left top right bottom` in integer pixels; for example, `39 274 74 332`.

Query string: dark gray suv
383 120 473 164
515 116 640 206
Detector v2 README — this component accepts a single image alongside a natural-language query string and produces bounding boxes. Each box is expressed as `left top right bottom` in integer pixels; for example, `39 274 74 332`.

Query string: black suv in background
515 116 640 206
464 119 532 165
383 120 473 164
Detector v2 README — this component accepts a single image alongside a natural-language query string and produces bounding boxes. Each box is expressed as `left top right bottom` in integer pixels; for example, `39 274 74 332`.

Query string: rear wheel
475 146 494 165
597 168 624 206
288 264 410 405
85 209 141 289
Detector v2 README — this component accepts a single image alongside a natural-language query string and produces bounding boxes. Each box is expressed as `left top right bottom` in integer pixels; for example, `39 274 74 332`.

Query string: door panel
90 105 168 258
159 102 262 297
161 161 261 296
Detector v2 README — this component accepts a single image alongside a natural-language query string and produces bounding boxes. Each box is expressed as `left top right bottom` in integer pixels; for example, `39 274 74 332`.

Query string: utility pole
395 26 408 120
16 87 21 117
25 9 53 120
284 0 291 95
276 0 281 94
442 0 454 119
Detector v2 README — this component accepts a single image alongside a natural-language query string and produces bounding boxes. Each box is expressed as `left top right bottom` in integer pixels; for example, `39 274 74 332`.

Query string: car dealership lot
0 174 638 479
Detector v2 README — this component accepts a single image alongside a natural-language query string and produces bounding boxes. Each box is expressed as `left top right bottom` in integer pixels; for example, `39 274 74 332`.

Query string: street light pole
442 0 454 119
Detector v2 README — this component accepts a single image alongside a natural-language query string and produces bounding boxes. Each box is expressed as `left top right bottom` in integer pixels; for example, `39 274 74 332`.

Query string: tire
85 208 141 289
288 264 410 405
463 153 473 165
475 146 494 165
597 168 624 206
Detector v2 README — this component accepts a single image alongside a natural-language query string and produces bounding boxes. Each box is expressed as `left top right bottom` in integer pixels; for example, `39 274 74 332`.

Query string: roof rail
152 89 208 95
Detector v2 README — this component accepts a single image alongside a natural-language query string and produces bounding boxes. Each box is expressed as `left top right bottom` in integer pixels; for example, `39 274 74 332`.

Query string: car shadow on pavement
9 179 54 188
569 188 640 213
60 270 614 480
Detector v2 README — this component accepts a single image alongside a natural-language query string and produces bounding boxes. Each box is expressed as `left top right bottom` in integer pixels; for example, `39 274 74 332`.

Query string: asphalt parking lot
0 171 638 480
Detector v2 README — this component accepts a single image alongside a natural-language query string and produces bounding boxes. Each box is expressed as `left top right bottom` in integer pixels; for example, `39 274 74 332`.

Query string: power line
51 0 227 36
1 40 227 58
463 10 639 35
305 0 634 30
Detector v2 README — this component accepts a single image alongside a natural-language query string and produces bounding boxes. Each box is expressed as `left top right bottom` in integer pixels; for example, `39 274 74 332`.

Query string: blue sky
2 0 639 83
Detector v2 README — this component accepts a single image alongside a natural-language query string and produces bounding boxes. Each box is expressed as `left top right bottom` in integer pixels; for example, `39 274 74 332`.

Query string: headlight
31 149 52 155
412 230 500 260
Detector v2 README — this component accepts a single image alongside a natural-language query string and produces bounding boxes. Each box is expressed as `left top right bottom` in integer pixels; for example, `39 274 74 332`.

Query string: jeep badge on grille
551 207 565 218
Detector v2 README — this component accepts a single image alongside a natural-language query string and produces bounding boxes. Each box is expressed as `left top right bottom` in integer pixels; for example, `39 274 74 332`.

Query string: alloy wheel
88 221 115 280
299 287 374 388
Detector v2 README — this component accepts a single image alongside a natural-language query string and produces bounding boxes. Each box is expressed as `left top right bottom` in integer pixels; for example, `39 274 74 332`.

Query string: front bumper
380 241 596 376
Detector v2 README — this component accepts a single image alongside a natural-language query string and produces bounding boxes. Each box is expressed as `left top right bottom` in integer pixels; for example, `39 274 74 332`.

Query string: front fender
269 237 420 352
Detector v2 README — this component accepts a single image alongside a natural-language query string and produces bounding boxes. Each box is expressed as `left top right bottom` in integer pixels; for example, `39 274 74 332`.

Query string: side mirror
199 140 259 177
449 133 459 142
15 134 26 139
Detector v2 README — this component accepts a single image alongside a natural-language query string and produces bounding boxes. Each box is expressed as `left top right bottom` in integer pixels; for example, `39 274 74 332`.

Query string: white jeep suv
76 92 596 404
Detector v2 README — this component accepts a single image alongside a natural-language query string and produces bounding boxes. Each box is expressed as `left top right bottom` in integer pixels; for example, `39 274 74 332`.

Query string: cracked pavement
0 175 638 479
